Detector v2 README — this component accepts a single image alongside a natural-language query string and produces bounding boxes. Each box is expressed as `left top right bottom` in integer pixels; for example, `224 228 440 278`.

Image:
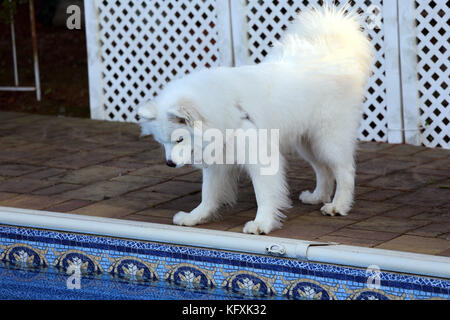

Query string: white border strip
0 206 449 279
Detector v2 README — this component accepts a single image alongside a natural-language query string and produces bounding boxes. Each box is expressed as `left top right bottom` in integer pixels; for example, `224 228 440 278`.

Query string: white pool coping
0 205 449 279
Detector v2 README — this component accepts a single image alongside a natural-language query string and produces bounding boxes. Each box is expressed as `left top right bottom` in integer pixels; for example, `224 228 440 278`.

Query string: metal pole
9 1 19 86
29 0 41 101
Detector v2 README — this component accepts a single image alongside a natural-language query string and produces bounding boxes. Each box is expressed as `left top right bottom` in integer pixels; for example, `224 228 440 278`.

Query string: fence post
84 0 104 120
215 0 234 67
383 0 404 144
229 0 248 66
398 0 421 145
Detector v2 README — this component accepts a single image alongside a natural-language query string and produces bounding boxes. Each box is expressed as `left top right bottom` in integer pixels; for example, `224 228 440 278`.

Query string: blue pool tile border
0 224 449 300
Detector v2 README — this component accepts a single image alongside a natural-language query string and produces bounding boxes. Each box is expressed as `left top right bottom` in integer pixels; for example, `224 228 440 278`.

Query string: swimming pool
0 207 449 300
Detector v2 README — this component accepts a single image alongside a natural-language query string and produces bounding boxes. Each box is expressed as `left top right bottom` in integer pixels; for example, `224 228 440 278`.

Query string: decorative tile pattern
0 224 448 300
281 277 339 300
221 270 277 298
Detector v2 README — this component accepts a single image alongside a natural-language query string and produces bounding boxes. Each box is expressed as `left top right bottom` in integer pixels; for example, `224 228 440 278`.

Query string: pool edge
1 205 449 279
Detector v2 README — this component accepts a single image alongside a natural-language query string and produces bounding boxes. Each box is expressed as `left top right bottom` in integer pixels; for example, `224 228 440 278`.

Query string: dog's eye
176 137 184 143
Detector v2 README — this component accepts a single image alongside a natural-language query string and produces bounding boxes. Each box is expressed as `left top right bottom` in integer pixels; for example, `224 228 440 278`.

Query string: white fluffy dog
138 6 372 235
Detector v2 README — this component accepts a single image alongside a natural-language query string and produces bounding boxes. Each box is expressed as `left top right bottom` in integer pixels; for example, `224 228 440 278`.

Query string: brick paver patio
0 111 449 256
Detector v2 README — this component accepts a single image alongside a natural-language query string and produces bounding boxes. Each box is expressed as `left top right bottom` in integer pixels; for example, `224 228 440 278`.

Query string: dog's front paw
243 219 276 235
320 203 349 217
173 211 199 226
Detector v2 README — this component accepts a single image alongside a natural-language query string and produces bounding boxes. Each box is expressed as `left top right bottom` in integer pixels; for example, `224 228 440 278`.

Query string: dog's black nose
166 160 176 167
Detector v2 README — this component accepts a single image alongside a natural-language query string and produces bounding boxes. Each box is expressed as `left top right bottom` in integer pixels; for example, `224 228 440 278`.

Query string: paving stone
129 164 197 178
364 172 444 191
0 177 55 193
351 200 401 215
355 151 384 163
389 185 450 207
356 189 407 201
355 173 379 185
96 143 149 156
381 206 427 219
0 192 19 201
376 235 450 255
44 199 93 213
357 157 417 176
131 208 176 218
44 151 119 169
60 180 145 201
357 142 395 152
378 143 426 156
50 139 107 151
32 183 82 196
414 147 450 159
348 216 430 233
144 180 201 196
70 198 150 217
124 190 180 206
124 214 174 224
405 158 450 176
116 148 165 165
15 146 79 165
407 222 450 237
49 165 126 185
109 174 166 188
21 168 67 179
197 215 251 231
101 160 149 170
0 194 68 210
269 215 358 240
172 170 203 183
411 209 450 223
327 228 399 242
0 164 45 177
287 166 315 180
154 194 202 211
234 209 258 218
220 201 257 215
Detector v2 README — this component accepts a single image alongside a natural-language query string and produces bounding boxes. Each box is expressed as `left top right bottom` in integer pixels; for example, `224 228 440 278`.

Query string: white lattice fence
85 0 232 122
409 0 449 148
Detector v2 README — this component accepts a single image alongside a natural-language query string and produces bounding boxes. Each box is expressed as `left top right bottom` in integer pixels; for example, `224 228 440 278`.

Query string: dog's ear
137 100 157 120
167 101 204 128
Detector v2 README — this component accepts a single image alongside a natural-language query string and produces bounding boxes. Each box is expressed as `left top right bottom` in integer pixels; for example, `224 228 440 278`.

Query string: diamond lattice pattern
98 0 221 122
415 0 449 148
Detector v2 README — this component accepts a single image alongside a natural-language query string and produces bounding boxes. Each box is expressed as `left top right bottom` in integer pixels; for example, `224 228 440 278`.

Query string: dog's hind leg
297 141 334 205
173 165 238 226
314 139 356 217
242 158 291 235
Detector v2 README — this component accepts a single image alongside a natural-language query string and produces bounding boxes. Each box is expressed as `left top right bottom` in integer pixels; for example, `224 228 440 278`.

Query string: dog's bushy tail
267 5 373 80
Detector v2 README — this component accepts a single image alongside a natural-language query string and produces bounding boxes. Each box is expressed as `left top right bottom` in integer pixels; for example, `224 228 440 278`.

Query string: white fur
138 6 373 234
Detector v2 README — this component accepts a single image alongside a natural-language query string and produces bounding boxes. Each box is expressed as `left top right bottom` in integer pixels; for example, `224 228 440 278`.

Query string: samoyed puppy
138 6 372 235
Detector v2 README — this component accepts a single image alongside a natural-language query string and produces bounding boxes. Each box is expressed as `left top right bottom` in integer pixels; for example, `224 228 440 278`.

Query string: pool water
0 264 257 300
0 225 449 300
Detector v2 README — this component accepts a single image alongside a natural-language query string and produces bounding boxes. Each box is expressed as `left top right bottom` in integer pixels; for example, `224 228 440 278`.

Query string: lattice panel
242 0 388 142
415 0 449 148
97 0 222 122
